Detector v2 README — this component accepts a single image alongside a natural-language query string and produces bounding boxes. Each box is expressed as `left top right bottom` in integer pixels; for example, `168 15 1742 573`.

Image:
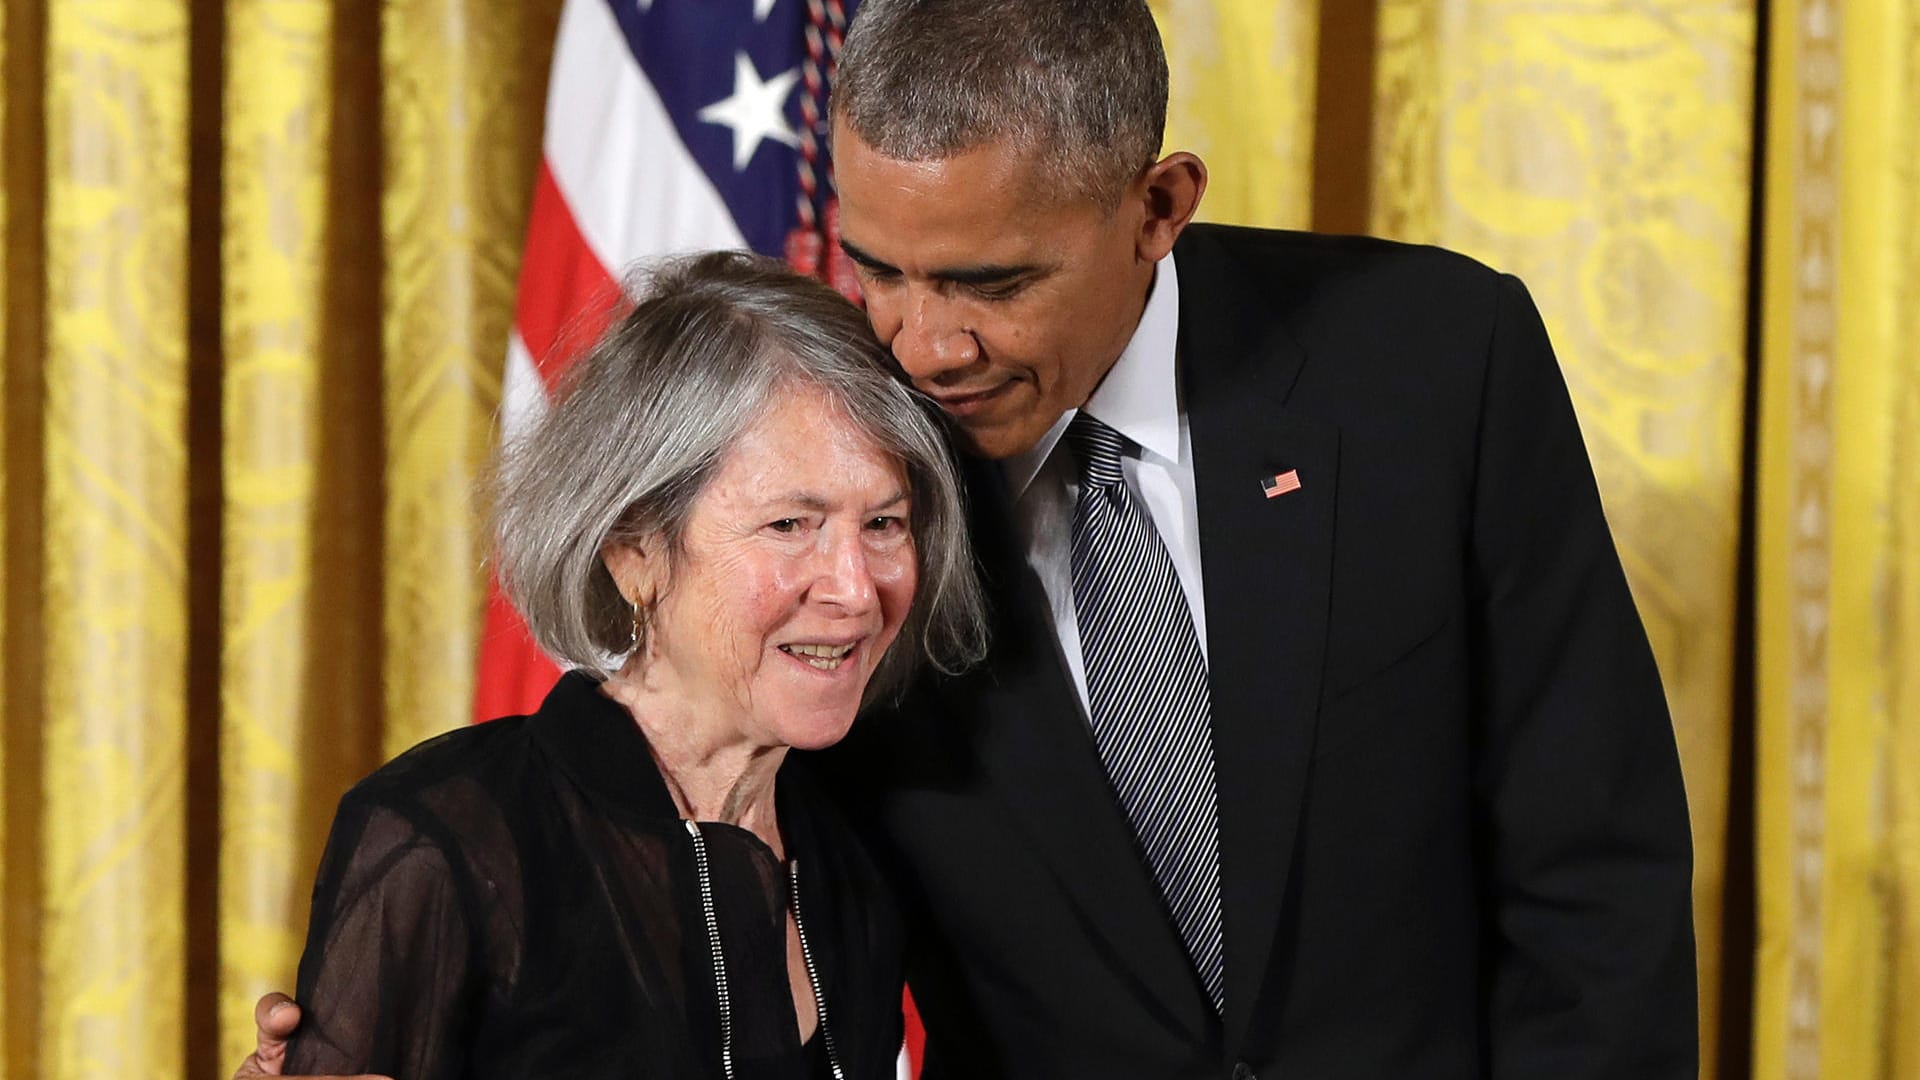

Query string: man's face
834 123 1157 460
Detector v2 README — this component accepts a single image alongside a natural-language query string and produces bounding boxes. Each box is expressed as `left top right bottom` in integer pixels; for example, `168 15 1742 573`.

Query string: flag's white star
755 0 779 20
698 52 800 171
637 0 652 10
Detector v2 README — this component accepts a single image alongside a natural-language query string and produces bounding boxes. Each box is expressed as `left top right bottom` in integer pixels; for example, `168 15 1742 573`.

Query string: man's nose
880 289 980 383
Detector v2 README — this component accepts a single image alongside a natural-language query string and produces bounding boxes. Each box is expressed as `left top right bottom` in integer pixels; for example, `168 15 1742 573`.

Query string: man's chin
940 407 1052 457
954 418 1046 462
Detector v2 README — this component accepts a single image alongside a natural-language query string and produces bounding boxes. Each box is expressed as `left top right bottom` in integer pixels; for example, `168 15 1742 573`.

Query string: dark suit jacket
817 225 1696 1079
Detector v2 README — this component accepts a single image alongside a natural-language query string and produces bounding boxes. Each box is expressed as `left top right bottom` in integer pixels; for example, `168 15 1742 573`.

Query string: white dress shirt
1002 253 1207 718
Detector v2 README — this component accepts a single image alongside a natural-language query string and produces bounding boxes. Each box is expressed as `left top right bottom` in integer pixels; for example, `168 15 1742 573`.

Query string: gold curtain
1152 0 1320 230
213 0 564 1067
1754 1 1920 1078
40 4 192 1075
0 2 12 1069
0 1 563 1075
1369 4 1757 1076
2 1 1917 1078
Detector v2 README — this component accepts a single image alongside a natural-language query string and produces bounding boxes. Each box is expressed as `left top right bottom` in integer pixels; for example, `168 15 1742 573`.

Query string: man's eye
969 281 1025 301
768 518 801 533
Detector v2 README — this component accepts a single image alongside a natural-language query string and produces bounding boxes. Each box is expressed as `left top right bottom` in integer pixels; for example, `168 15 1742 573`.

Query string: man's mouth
778 642 858 671
928 381 1014 416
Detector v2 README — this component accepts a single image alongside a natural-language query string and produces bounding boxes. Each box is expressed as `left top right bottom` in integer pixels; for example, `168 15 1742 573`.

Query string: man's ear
1134 151 1208 262
601 539 663 609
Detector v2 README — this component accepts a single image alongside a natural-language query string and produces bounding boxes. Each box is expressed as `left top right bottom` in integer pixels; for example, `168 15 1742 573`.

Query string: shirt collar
1003 251 1182 497
530 670 826 850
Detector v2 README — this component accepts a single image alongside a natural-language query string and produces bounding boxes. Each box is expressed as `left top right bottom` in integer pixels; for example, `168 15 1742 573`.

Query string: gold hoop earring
628 598 640 654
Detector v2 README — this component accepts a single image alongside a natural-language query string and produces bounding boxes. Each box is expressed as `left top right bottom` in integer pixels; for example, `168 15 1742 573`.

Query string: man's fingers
254 991 300 1042
232 991 390 1079
234 992 301 1078
234 1066 389 1080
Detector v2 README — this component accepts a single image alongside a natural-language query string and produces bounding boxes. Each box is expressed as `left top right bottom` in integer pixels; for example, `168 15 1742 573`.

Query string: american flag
476 0 861 724
472 0 921 1073
1262 469 1302 498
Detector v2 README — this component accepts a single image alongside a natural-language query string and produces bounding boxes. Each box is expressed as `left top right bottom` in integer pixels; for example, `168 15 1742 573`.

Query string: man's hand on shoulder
231 992 391 1080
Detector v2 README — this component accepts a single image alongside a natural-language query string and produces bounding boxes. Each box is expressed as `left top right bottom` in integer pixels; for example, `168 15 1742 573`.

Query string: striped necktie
1067 413 1226 1010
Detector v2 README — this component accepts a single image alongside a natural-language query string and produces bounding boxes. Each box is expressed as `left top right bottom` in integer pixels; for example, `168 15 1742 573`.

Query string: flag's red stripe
473 160 621 725
514 159 626 391
472 576 562 723
903 988 927 1072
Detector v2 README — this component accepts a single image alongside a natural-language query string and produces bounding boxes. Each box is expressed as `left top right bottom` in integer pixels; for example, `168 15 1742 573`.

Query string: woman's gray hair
492 250 986 704
832 0 1169 207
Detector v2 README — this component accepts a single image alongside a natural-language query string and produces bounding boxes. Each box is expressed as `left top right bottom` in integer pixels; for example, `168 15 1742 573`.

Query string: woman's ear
601 539 662 609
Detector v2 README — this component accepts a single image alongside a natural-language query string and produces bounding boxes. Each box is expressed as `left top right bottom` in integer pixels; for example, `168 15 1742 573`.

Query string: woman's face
633 383 918 751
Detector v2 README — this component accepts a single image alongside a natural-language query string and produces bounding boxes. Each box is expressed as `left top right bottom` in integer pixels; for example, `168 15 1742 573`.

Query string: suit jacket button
1232 1064 1256 1080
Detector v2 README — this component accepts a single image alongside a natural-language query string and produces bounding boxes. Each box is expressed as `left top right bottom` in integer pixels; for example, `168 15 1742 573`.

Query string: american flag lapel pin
1261 469 1302 499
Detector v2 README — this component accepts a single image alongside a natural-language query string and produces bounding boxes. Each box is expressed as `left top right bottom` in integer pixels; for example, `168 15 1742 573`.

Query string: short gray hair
832 0 1169 206
492 251 986 704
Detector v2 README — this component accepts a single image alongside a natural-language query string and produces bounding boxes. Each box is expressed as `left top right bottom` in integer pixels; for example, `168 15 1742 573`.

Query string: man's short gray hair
832 0 1169 206
492 251 986 705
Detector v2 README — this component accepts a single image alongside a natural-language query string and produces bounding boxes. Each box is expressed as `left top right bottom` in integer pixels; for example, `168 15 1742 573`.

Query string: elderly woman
280 252 984 1079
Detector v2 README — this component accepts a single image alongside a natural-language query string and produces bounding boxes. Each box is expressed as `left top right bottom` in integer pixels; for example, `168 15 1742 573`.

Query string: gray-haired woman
277 252 985 1079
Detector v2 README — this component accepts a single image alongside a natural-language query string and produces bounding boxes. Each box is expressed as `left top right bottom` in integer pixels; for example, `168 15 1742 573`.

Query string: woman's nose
812 532 879 613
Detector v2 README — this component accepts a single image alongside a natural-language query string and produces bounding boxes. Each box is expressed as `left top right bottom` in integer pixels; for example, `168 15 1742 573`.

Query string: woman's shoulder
310 716 548 926
325 716 543 856
346 716 534 802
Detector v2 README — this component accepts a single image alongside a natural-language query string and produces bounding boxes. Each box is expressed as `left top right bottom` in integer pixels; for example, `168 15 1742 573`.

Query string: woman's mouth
778 642 859 671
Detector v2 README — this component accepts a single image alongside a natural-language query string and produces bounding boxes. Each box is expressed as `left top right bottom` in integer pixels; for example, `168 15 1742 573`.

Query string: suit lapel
1177 233 1339 1046
956 456 1212 1031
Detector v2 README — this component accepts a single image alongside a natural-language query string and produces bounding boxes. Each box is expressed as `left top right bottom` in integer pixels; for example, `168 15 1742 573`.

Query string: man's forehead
836 144 1087 265
835 123 1051 202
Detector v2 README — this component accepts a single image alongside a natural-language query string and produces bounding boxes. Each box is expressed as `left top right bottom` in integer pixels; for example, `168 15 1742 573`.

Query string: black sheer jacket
285 671 904 1079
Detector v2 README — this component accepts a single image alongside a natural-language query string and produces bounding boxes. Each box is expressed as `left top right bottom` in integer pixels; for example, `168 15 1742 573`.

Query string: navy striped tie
1067 413 1226 1010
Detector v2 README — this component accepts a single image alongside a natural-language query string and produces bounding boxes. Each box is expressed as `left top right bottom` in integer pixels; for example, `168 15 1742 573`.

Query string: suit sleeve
1467 274 1697 1077
284 791 480 1080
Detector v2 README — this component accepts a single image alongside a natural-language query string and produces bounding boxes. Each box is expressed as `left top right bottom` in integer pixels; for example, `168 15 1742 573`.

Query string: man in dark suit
245 0 1694 1076
816 1 1695 1076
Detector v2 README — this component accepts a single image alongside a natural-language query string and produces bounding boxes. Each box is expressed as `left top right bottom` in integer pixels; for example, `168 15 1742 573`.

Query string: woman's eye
768 518 801 533
866 516 907 532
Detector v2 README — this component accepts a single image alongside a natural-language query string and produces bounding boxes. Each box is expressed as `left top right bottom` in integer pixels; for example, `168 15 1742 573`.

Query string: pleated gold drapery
0 1 13 1067
2 2 1917 1078
1 2 564 1075
214 1 565 1067
0 2 13 1068
38 4 193 1074
1370 5 1757 1075
1755 1 1920 1078
1152 0 1319 231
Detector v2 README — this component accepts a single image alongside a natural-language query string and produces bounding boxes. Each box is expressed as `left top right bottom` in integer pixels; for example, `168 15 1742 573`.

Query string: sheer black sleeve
285 790 482 1080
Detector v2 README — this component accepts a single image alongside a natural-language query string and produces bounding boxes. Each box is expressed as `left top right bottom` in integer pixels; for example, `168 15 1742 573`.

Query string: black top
286 671 904 1079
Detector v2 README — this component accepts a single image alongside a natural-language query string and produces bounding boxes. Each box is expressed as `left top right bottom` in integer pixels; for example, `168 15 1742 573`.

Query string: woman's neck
598 668 789 855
